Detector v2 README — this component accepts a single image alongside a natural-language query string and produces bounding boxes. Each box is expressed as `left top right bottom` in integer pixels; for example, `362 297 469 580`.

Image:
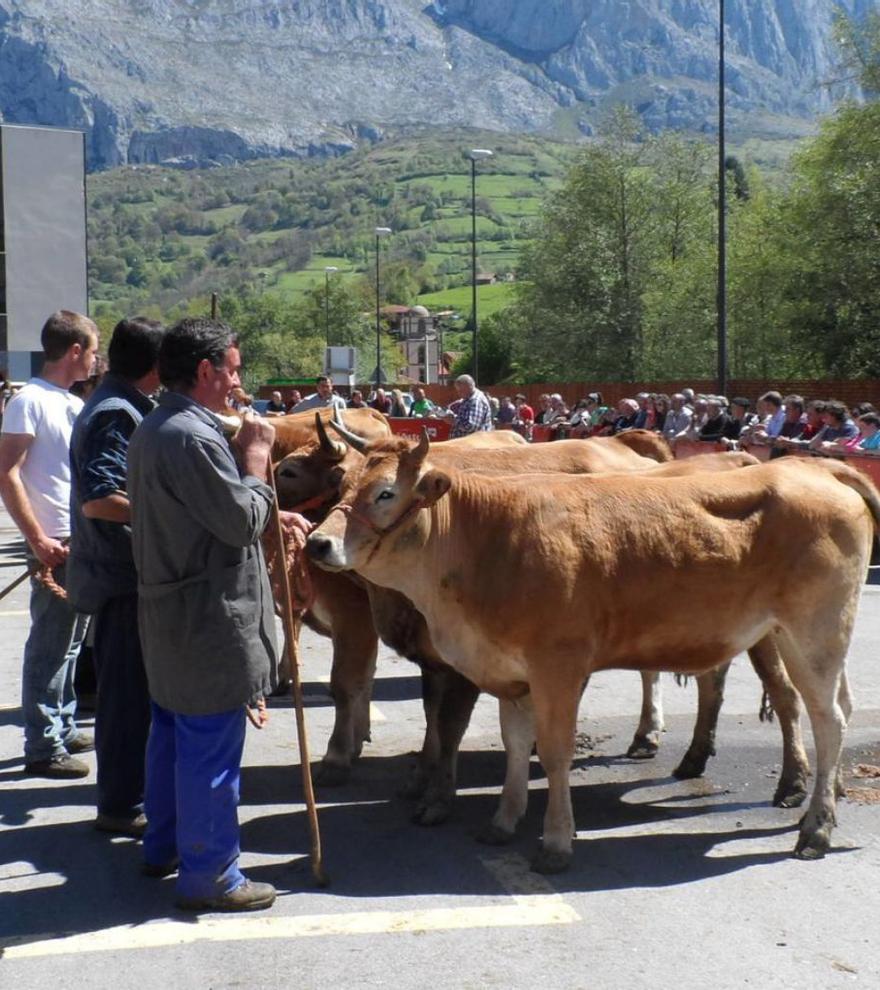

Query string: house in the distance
381 304 453 384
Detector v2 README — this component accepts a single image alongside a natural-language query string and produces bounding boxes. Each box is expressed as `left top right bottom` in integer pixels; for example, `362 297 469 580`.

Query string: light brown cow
307 433 878 871
271 406 390 461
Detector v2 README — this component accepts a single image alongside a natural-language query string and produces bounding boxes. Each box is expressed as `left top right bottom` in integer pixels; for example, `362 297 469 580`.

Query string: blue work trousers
22 560 89 762
92 593 151 817
143 702 246 899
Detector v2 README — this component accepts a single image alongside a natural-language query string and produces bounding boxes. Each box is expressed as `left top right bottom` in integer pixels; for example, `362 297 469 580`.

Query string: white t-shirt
1 378 83 539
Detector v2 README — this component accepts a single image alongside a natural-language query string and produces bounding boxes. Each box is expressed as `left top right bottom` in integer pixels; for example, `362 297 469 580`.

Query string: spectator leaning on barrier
0 311 99 778
265 390 286 416
698 397 731 442
770 395 807 458
633 393 651 430
497 396 516 425
612 398 639 434
514 394 534 425
662 393 693 444
810 400 859 452
534 393 552 424
409 386 435 417
67 317 165 835
854 413 880 453
446 374 493 437
285 389 302 412
348 389 366 409
290 374 347 414
651 394 670 433
370 387 393 415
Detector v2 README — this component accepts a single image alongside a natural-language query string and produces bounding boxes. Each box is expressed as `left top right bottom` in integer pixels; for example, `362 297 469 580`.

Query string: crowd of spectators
485 386 880 458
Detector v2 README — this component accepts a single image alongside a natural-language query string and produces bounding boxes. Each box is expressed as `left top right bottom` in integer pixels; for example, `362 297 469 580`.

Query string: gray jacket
128 391 278 715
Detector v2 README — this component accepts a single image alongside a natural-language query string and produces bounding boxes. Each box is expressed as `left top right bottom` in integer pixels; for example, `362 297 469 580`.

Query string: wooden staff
267 466 328 887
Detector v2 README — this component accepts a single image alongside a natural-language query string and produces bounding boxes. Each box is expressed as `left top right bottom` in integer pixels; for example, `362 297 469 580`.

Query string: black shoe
24 754 90 779
142 857 180 878
94 812 148 837
175 879 277 913
66 733 95 755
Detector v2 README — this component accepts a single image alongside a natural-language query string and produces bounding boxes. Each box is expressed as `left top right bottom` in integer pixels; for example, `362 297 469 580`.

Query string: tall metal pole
471 157 478 384
325 271 331 348
468 149 493 385
717 0 728 397
373 228 391 391
375 232 381 393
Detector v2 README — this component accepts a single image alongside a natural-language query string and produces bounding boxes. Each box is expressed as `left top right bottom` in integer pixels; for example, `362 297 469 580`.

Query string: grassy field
416 282 518 318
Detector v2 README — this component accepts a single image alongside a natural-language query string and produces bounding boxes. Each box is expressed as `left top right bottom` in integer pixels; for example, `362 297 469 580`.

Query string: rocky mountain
0 0 875 169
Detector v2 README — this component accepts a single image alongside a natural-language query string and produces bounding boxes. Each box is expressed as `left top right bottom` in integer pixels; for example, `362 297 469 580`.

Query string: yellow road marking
1 854 579 959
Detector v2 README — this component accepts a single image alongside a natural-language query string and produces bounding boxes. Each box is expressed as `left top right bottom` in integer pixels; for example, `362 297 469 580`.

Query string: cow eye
376 490 395 502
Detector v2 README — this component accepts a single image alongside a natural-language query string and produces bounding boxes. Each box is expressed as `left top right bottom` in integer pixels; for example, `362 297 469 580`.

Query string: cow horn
315 412 347 461
328 417 369 454
413 426 430 462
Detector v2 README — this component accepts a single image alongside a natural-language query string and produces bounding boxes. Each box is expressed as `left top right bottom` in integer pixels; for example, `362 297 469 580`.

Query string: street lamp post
323 266 338 349
468 148 493 384
717 0 728 397
374 227 392 392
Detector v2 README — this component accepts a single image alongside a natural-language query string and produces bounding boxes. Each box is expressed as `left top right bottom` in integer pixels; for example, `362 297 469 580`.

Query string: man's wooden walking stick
267 467 328 887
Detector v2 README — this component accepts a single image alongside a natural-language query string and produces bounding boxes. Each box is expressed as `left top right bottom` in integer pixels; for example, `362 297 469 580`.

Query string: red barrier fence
387 417 451 442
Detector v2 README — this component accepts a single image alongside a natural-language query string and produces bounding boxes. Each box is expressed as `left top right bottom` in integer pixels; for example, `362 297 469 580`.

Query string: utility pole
717 0 728 397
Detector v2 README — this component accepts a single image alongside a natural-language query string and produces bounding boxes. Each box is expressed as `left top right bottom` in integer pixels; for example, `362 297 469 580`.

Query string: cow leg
318 626 379 786
627 671 664 759
413 669 480 826
673 663 730 779
477 696 535 846
747 635 810 808
531 679 581 874
775 629 849 860
400 665 445 800
835 671 853 800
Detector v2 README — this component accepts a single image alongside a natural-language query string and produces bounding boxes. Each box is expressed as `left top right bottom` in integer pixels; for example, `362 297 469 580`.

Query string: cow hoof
475 823 515 847
412 801 452 827
398 775 428 800
316 762 351 787
673 754 708 780
794 824 832 860
530 847 572 874
773 780 808 809
626 734 659 760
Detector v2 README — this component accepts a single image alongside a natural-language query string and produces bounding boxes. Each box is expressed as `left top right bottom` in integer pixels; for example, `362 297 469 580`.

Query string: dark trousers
143 702 246 899
92 593 151 817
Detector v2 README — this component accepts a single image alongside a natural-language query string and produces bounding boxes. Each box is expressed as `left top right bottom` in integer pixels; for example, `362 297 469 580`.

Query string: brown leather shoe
175 879 277 912
94 812 148 838
24 754 90 779
66 733 95 755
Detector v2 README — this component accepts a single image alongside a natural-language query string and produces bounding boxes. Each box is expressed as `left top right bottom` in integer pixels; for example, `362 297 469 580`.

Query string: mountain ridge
0 0 875 169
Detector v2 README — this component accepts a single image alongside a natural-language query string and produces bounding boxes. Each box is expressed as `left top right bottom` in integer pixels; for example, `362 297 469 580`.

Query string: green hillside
86 131 575 322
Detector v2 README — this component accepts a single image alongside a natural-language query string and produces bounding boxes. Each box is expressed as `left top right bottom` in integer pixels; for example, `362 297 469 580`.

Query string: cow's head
273 413 361 520
306 427 451 572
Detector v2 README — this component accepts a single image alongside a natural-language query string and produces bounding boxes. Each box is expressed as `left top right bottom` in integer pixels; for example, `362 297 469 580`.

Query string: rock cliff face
0 1 874 169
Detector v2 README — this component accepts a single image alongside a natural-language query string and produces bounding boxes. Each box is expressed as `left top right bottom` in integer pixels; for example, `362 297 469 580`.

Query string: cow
306 431 878 871
279 419 804 824
271 405 390 461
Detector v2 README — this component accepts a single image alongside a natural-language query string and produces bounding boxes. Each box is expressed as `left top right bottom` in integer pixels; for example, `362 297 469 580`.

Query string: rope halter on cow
329 497 428 565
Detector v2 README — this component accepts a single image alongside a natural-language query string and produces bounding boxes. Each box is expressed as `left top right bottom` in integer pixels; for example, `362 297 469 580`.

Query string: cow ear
414 468 451 506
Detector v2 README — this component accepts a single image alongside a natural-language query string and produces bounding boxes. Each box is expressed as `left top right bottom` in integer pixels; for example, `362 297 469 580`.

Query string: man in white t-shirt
0 310 99 777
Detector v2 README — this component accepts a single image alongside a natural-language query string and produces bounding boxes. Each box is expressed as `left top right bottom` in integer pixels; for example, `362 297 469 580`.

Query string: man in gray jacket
128 318 306 912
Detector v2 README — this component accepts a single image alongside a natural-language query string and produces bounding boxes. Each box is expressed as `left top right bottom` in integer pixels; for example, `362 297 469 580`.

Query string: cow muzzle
306 532 347 571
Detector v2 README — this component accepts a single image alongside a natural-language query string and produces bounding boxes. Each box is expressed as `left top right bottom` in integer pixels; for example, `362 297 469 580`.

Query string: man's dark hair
859 412 880 429
825 400 848 424
159 318 238 390
783 394 805 413
108 317 166 381
316 375 331 386
731 396 750 409
852 402 876 417
41 310 97 361
759 390 782 408
808 399 826 415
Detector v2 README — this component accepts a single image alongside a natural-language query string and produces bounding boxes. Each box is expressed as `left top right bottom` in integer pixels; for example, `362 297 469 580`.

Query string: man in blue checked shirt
67 317 166 837
446 374 493 438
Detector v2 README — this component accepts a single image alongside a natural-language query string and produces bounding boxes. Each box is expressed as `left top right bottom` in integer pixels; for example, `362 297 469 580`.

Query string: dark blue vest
67 374 154 613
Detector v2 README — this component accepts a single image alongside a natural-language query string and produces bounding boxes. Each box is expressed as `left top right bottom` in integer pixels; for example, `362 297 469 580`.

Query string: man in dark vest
68 317 166 835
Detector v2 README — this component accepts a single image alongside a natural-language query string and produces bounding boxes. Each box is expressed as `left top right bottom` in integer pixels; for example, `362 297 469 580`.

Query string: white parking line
0 854 579 959
0 610 29 617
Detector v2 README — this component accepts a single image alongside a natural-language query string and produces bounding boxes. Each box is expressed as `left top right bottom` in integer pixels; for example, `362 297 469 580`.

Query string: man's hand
232 412 276 479
279 511 313 547
30 535 68 569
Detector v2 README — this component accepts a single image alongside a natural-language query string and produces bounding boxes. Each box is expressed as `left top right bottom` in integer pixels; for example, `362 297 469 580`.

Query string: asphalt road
1 501 879 990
